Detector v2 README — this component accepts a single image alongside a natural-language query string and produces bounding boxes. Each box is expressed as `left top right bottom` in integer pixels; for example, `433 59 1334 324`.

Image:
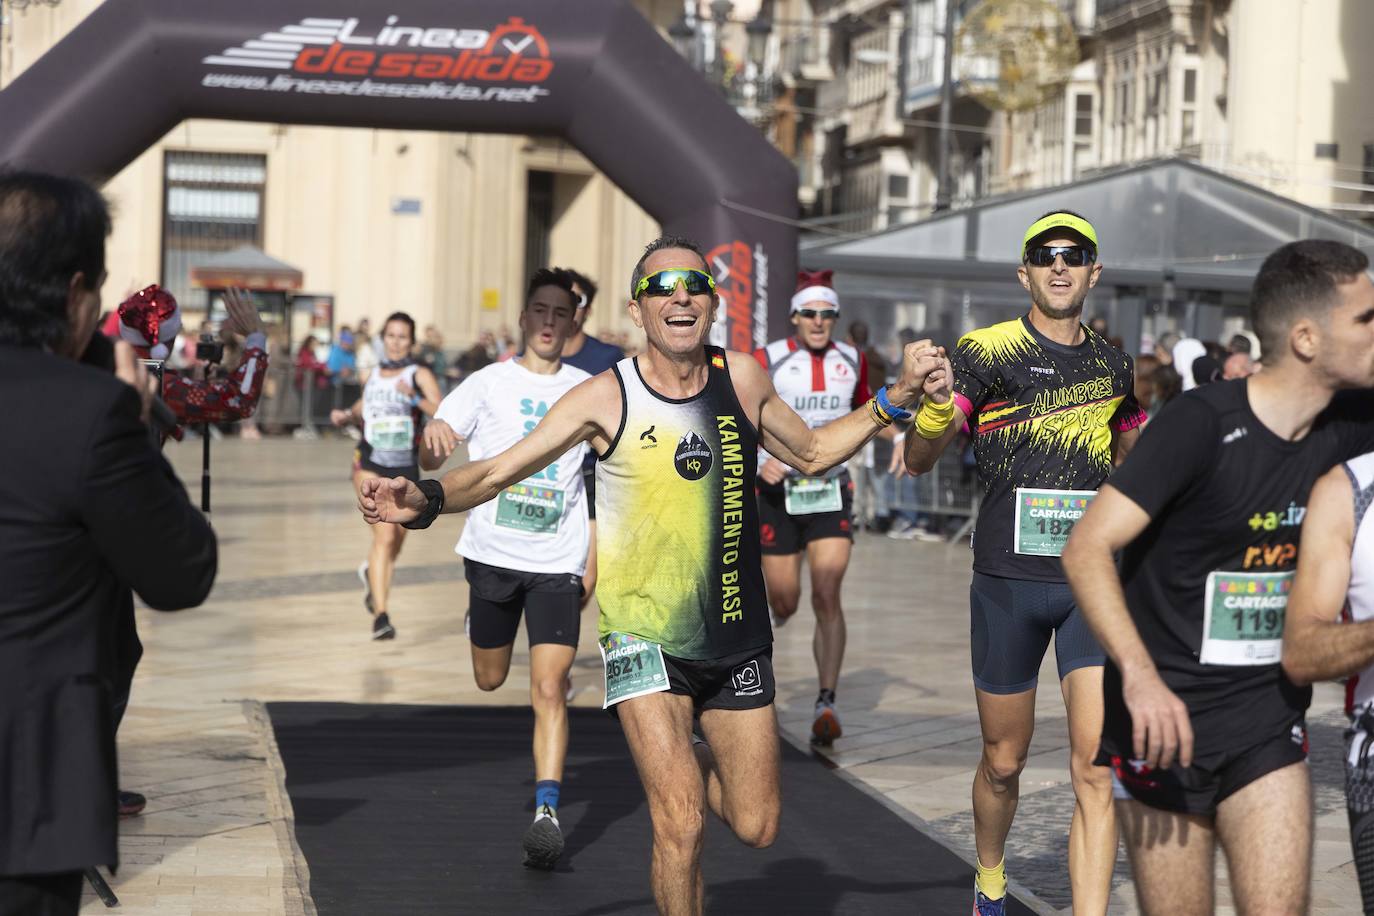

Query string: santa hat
791 269 840 313
118 284 182 360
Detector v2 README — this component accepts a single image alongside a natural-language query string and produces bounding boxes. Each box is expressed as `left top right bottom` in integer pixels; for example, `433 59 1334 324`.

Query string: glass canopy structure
801 158 1374 355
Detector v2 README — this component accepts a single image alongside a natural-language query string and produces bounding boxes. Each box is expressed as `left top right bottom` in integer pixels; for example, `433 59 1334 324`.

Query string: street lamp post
709 0 732 86
666 1 775 121
934 0 958 212
745 1 773 113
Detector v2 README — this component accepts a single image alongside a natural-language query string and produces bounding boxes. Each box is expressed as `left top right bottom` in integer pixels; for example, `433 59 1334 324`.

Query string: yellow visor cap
1022 213 1099 257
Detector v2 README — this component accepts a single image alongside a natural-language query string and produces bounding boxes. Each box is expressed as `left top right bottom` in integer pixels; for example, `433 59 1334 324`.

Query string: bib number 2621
600 632 670 708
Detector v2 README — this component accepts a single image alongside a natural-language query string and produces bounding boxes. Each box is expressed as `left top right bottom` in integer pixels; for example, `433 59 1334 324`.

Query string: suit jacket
0 345 216 875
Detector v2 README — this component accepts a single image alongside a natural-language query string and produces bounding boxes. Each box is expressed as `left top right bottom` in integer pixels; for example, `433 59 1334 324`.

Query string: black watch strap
403 478 446 530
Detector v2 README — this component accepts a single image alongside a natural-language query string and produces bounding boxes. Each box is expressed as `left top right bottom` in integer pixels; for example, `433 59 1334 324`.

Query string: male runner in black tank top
358 236 948 916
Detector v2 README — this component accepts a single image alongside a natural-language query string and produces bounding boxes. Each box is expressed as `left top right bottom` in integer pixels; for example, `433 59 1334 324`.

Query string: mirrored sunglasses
634 268 717 298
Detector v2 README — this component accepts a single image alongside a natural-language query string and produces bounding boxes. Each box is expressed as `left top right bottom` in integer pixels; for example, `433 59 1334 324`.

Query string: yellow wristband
915 397 955 439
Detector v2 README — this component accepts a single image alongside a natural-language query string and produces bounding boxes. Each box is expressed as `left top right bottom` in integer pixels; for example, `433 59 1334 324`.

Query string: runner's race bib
1013 488 1096 557
494 483 564 534
785 477 843 515
365 415 415 453
1199 570 1292 666
600 632 670 707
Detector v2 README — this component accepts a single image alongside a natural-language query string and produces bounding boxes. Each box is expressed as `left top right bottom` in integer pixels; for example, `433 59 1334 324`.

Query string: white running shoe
357 560 373 614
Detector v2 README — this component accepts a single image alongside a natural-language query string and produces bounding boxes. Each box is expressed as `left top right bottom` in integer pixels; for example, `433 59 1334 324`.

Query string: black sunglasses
796 307 838 320
1024 245 1096 268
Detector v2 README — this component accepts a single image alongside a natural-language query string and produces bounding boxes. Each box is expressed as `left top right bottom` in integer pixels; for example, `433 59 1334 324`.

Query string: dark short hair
381 312 415 341
0 170 111 349
566 268 597 309
630 235 708 299
1251 240 1370 359
848 320 870 346
526 267 577 309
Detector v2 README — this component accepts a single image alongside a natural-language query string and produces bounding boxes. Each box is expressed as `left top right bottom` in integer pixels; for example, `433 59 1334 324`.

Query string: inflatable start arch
0 0 798 346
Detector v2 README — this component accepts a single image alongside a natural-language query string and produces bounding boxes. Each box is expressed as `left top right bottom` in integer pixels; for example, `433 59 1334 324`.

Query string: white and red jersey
754 337 871 478
1343 453 1374 715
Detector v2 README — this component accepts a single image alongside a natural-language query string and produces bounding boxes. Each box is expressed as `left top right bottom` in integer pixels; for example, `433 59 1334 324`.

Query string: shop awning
190 245 304 292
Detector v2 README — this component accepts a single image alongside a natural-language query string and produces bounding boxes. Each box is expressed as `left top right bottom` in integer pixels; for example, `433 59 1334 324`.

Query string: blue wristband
875 385 912 422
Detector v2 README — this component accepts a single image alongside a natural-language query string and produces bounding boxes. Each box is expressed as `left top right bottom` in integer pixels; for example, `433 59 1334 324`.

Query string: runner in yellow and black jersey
954 312 1141 582
904 210 1143 916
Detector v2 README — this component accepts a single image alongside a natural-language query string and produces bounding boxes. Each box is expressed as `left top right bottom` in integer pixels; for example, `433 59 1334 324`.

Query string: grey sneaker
522 804 564 870
371 612 395 641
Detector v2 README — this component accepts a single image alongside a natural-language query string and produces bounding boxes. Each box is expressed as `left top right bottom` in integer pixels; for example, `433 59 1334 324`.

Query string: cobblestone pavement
85 437 1361 914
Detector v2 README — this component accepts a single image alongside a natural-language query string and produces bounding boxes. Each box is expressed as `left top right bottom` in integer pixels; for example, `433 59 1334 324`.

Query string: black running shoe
522 804 563 870
118 790 147 817
372 612 396 640
358 560 374 614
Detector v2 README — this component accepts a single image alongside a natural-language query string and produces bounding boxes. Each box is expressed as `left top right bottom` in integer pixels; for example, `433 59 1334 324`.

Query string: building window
1180 67 1199 146
1315 143 1340 160
1363 143 1374 185
887 173 910 200
162 151 266 312
1075 93 1093 139
524 170 554 285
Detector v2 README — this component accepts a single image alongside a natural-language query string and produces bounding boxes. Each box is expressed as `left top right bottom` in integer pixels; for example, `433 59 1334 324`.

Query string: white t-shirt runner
435 359 592 576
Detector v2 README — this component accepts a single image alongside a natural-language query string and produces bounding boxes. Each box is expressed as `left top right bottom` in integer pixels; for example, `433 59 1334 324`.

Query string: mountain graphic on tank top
674 430 713 481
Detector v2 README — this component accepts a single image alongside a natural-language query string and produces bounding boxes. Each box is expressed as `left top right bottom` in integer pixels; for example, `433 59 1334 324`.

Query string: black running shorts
1098 719 1308 816
969 571 1105 694
353 446 420 483
464 559 582 649
608 645 775 716
757 473 854 555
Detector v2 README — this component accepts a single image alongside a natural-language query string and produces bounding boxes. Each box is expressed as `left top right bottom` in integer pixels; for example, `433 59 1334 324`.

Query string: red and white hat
791 269 840 314
117 284 182 360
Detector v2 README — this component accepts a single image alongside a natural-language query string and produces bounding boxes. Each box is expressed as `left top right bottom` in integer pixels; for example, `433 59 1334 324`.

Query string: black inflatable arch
0 0 797 347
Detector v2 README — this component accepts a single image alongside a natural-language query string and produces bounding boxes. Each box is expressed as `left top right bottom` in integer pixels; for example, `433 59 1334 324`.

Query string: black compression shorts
969 571 1104 694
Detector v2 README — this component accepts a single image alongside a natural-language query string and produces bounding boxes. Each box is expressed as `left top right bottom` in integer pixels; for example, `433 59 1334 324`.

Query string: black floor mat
266 703 1037 915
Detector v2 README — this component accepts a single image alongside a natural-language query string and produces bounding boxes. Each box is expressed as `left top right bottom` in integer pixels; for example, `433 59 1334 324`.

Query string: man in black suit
0 171 217 915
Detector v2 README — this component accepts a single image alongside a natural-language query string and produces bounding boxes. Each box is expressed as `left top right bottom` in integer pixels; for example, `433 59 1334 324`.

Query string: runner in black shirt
1063 240 1374 916
906 210 1143 916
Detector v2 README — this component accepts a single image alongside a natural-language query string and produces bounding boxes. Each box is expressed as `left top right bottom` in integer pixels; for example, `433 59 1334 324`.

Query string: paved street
87 435 1358 914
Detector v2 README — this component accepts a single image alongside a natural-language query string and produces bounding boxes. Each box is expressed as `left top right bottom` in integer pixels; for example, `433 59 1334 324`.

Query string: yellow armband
915 397 955 439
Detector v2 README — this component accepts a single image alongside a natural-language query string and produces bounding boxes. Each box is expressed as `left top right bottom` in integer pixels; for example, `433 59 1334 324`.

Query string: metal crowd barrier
879 445 981 543
289 370 361 438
